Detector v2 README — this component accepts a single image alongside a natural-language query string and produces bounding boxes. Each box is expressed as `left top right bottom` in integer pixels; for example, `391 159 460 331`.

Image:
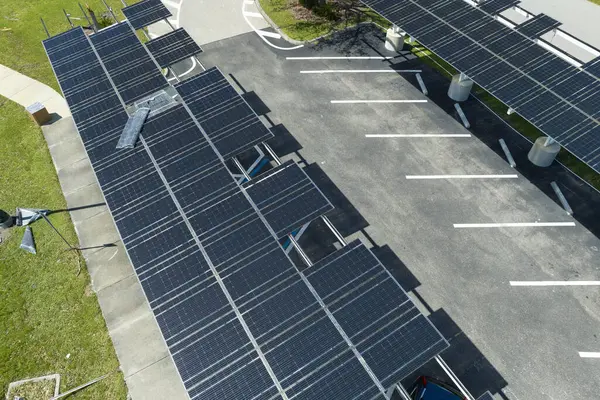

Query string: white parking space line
332 100 427 104
454 222 576 228
406 174 518 180
510 282 600 287
257 30 282 39
366 134 471 138
301 69 421 74
162 0 181 9
243 11 264 18
287 56 395 60
579 352 600 358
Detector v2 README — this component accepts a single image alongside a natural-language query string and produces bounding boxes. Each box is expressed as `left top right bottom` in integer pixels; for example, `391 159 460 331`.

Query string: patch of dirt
7 379 56 400
84 283 94 297
289 0 324 22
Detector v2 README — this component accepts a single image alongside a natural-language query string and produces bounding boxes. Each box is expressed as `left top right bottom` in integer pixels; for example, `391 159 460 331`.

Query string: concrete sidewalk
0 64 70 118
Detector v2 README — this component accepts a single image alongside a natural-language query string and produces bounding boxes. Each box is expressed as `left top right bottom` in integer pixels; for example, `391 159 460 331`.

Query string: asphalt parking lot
192 25 600 400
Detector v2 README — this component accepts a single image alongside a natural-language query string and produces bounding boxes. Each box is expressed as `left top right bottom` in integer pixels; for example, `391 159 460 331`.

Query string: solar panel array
146 28 203 68
515 14 560 39
362 0 600 172
175 67 274 159
243 160 334 238
122 0 172 30
478 0 519 15
90 22 169 104
43 19 448 400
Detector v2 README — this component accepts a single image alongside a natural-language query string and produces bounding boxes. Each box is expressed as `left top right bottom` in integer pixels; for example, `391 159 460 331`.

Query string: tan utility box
26 102 51 126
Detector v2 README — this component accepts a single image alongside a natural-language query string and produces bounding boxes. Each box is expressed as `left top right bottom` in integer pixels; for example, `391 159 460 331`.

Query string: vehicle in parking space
409 376 465 400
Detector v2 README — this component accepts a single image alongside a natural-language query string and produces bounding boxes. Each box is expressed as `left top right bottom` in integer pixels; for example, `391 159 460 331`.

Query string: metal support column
63 9 74 28
40 18 50 38
285 222 310 255
233 157 251 181
101 0 118 23
435 355 475 400
78 3 92 27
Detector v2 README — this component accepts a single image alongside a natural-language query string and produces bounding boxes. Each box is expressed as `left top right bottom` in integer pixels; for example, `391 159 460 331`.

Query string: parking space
198 24 600 399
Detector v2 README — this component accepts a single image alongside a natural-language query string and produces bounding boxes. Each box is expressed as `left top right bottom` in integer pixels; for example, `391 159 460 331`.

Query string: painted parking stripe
331 100 427 104
301 69 421 74
366 134 471 138
579 352 600 358
287 56 394 60
406 175 518 180
257 30 282 39
454 222 576 228
243 11 264 18
510 281 600 286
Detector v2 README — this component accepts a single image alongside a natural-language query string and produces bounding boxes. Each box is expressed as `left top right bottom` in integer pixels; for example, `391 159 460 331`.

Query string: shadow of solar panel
175 66 273 159
146 28 203 68
516 14 560 38
305 240 448 387
90 22 168 103
122 0 172 30
242 160 334 238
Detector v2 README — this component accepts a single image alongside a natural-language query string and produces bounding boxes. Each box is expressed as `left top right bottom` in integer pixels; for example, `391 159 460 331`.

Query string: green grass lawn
258 0 389 41
0 0 134 91
0 97 127 398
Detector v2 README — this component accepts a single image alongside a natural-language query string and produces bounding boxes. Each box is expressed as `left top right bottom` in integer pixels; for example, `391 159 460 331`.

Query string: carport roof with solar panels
361 0 600 172
40 1 454 399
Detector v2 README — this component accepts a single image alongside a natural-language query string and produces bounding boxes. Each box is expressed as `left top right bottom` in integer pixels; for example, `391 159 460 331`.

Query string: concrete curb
252 0 387 45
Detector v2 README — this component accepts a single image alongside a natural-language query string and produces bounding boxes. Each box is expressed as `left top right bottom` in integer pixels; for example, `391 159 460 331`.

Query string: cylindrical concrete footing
528 137 560 167
385 28 405 52
448 74 474 102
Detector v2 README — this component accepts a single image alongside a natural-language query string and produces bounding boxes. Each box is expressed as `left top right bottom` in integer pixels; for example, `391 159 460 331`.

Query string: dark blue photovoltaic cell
360 0 600 172
306 240 448 385
90 22 168 103
145 28 203 68
174 66 273 159
122 0 172 30
516 14 560 38
243 160 333 238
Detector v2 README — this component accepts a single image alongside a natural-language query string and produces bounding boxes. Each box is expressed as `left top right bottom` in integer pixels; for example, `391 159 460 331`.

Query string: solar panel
174 66 274 159
306 240 449 387
516 14 560 38
242 160 334 238
44 22 449 399
478 0 520 15
122 0 172 30
361 0 600 173
145 28 203 68
90 22 169 104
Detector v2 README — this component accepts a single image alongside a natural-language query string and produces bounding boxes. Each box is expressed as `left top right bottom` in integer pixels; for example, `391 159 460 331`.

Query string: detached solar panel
175 66 273 159
306 240 449 387
516 14 560 38
243 160 334 238
145 28 203 68
122 0 172 30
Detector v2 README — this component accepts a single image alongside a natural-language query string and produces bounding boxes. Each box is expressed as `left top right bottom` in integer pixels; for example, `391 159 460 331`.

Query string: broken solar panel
243 160 333 238
145 28 203 68
305 240 449 387
174 66 273 159
90 22 169 104
122 0 172 30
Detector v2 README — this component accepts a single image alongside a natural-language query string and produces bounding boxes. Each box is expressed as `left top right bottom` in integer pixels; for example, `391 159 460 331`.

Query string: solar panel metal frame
145 28 203 68
242 160 334 238
122 0 172 30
